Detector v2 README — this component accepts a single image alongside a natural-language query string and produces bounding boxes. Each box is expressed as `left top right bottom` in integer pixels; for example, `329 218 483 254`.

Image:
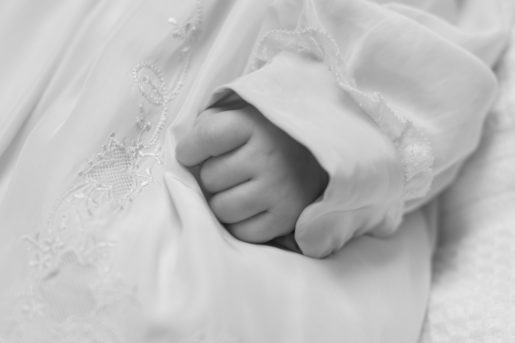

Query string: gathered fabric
0 0 512 342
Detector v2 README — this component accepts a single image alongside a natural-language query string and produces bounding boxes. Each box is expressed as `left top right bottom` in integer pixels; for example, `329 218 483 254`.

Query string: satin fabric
0 0 510 342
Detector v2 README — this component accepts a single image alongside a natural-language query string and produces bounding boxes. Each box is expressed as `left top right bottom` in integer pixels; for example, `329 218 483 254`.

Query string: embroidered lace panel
252 28 435 215
0 3 222 342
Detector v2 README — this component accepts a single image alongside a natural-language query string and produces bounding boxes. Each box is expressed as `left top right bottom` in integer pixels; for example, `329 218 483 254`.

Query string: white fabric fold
0 0 512 342
216 0 510 257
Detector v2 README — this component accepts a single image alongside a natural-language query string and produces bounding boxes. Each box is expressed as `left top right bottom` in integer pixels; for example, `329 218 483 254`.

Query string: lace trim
252 28 434 203
0 3 203 342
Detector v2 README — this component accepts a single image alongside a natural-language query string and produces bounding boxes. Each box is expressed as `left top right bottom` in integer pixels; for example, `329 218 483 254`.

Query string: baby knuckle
199 164 217 191
175 141 188 164
209 195 231 222
223 116 253 142
228 223 265 243
197 123 218 145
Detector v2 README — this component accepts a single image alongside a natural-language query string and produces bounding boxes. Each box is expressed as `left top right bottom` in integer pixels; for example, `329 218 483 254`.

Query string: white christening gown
0 0 512 342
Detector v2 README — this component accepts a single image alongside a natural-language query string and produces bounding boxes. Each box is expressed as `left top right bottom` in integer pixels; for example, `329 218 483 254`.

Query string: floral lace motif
252 28 434 205
0 4 202 343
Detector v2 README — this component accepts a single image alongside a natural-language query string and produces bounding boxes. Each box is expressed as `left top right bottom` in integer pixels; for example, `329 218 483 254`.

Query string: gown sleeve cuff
207 51 406 258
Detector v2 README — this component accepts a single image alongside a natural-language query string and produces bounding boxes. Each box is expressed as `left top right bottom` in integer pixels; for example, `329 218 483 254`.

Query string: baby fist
176 102 327 244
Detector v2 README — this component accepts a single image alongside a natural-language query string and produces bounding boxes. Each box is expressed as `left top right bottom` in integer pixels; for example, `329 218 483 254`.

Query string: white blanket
421 25 515 342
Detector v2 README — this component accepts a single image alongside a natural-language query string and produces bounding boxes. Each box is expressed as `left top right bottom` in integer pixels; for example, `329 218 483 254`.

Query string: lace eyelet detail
0 2 203 342
252 27 435 204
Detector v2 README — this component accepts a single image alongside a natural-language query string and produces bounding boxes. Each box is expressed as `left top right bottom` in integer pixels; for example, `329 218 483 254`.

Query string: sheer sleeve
209 0 512 257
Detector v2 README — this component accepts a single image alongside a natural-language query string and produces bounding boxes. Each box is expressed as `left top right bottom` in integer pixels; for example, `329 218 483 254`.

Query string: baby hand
176 102 328 243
